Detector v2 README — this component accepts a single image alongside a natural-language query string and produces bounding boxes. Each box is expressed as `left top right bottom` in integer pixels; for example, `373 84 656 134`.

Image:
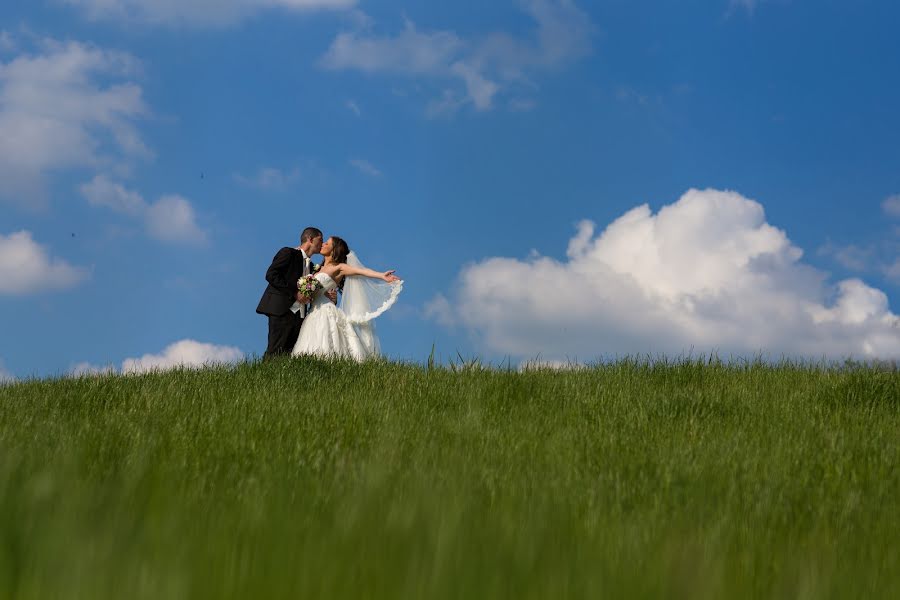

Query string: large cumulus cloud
428 189 900 361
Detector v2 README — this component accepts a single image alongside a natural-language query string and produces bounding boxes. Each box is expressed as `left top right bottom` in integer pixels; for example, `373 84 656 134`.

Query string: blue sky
2 0 899 379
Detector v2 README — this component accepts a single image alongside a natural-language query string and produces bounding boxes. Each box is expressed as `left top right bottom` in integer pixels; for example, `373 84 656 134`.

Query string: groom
256 227 323 358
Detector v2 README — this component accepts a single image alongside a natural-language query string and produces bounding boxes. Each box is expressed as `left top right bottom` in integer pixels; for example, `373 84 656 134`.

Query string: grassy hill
1 357 897 599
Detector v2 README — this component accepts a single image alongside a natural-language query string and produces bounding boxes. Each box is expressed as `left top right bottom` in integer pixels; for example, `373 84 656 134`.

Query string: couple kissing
256 227 402 361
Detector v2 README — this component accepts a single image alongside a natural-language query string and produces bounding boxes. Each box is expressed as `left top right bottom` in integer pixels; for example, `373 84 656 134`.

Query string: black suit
256 247 309 357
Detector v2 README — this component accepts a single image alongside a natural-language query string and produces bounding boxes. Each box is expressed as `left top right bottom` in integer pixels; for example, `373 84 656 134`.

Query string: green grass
1 357 897 599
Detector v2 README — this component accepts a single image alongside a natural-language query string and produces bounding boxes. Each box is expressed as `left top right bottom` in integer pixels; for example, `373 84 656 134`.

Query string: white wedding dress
291 272 385 361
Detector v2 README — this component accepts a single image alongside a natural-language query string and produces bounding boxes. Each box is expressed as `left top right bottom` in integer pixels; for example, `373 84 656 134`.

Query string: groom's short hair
300 227 323 243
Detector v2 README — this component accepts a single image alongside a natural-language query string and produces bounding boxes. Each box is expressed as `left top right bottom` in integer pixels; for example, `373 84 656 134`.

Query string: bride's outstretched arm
339 263 400 282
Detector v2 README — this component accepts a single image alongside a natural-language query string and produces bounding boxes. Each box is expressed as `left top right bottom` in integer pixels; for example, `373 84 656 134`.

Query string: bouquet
296 274 323 303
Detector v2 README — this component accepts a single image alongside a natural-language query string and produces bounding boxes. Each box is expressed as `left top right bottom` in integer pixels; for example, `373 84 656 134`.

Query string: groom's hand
326 290 338 304
296 291 307 303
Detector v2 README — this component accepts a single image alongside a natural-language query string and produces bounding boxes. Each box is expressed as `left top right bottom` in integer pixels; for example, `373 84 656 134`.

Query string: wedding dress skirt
291 273 380 361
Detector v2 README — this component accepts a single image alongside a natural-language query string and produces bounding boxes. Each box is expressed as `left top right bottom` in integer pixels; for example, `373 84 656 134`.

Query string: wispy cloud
819 239 900 285
62 0 357 27
882 194 900 218
345 99 362 116
729 0 758 13
322 18 463 74
320 1 593 116
0 30 15 52
884 259 900 284
425 90 466 119
79 175 207 245
349 158 382 177
818 242 874 272
508 98 538 112
233 166 302 190
726 0 776 17
81 174 145 215
615 85 655 107
818 194 900 283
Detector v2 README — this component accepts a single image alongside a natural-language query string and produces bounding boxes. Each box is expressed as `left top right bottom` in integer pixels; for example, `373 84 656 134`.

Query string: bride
291 236 402 361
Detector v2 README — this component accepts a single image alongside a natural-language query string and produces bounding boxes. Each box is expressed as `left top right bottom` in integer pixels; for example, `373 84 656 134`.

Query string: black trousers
265 311 304 358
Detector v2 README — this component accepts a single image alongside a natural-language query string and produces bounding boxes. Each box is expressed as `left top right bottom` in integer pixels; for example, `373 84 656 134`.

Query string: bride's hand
382 270 400 283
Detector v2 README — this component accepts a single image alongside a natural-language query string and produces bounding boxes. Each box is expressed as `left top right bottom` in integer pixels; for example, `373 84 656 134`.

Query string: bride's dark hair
330 236 350 265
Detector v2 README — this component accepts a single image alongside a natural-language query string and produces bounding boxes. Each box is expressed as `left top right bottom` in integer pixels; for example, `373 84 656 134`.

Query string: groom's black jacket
256 247 307 317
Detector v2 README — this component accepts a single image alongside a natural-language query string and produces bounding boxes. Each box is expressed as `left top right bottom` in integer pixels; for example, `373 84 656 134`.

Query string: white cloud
819 241 900 285
882 194 900 218
345 99 361 116
423 294 455 328
509 98 537 112
233 166 301 190
322 19 463 74
727 0 771 16
818 242 873 272
0 230 89 295
79 176 207 244
729 0 758 13
69 339 242 376
320 1 592 115
145 195 206 244
68 362 116 377
62 0 356 26
0 31 15 52
0 359 15 385
726 0 782 17
349 158 381 177
121 339 243 373
885 259 900 284
425 90 466 119
0 39 149 207
80 173 145 215
615 85 655 107
450 61 500 111
429 188 900 361
519 359 586 371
